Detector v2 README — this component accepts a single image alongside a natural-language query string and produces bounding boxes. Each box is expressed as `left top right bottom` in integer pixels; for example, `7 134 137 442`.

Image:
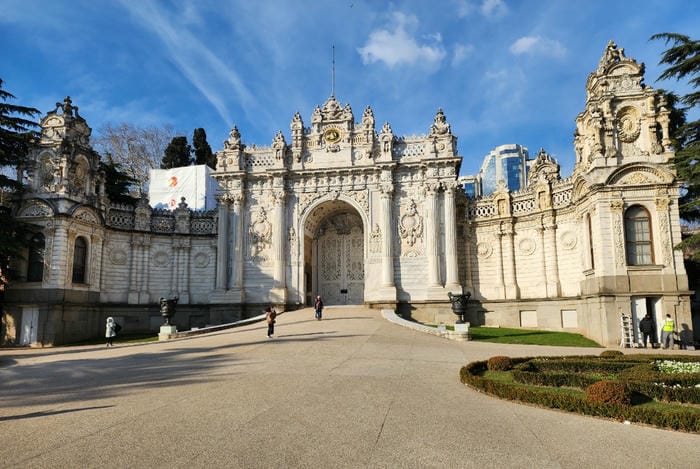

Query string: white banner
148 165 217 211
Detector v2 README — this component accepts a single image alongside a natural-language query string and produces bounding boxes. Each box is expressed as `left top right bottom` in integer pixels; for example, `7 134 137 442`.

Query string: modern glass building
461 144 530 197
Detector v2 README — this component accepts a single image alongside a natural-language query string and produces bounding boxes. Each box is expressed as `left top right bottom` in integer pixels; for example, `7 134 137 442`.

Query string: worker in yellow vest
661 314 676 349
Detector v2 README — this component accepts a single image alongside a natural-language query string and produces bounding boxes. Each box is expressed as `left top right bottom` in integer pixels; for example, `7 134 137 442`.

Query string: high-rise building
477 144 530 195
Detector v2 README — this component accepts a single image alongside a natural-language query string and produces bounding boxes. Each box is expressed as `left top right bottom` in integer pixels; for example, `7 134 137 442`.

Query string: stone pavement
0 306 697 468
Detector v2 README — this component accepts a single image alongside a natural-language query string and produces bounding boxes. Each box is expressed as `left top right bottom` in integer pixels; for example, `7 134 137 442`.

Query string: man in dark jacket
639 313 655 348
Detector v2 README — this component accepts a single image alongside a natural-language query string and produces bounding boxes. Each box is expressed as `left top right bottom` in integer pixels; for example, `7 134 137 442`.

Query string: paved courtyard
1 306 698 468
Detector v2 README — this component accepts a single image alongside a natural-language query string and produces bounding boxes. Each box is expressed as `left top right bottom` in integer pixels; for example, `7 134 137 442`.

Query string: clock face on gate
323 127 342 144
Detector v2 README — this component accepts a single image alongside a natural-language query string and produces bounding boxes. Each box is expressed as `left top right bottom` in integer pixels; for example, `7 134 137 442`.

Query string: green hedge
460 358 700 433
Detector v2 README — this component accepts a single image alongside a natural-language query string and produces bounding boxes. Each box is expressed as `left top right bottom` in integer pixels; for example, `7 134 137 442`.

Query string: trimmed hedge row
460 358 700 433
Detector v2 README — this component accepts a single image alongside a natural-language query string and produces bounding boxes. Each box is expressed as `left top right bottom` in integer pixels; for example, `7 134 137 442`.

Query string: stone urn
159 296 179 326
448 291 471 324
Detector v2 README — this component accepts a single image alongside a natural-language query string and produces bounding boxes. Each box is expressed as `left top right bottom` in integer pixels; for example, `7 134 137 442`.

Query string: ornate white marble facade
2 42 692 347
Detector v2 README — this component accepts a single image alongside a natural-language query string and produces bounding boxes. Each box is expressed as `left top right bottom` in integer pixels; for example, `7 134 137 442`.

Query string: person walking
105 317 117 347
265 306 277 338
638 313 654 348
314 295 324 320
661 314 676 349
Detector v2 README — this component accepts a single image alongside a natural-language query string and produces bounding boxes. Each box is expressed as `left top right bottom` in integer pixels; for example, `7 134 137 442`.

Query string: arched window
26 233 45 282
72 236 88 283
624 205 653 265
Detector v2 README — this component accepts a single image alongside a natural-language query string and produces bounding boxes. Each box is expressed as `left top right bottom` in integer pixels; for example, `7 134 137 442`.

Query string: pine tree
0 79 40 291
101 153 138 205
161 136 193 169
192 127 215 169
651 33 700 254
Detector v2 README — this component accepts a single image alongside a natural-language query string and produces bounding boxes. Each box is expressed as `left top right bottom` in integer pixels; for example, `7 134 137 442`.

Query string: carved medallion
152 250 170 267
193 251 210 268
560 231 578 250
108 247 128 265
518 238 536 256
476 242 493 259
616 108 640 143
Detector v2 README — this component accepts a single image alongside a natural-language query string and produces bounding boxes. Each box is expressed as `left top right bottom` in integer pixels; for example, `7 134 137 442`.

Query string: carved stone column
215 196 230 290
139 237 151 303
181 238 191 304
443 183 460 291
271 189 287 302
501 222 519 299
463 222 475 294
610 199 626 269
424 182 441 288
231 192 245 291
536 224 548 298
380 184 395 288
543 218 560 297
128 234 142 304
655 197 673 269
493 230 506 299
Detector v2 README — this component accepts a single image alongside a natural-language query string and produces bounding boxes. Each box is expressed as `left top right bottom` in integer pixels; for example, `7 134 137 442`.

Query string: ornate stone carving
108 246 128 265
369 224 382 255
73 208 99 225
518 237 536 256
18 201 52 218
476 242 493 259
430 108 451 136
193 251 210 268
399 199 423 247
560 231 578 250
616 107 641 143
248 207 272 262
152 250 171 267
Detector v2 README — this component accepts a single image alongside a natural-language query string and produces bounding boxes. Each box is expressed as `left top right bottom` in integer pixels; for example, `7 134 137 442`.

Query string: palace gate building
2 42 694 347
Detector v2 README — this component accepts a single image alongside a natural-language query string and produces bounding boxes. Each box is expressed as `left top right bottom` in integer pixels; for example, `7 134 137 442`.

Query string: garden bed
460 352 700 433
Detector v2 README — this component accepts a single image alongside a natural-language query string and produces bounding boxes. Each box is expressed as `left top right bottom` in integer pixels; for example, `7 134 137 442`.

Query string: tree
651 33 700 254
93 123 176 196
161 136 193 169
0 79 40 193
100 153 138 205
192 127 215 169
0 79 40 293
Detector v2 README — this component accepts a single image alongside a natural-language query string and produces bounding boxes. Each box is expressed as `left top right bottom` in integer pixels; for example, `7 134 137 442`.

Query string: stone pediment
17 200 54 218
71 206 101 225
606 165 674 186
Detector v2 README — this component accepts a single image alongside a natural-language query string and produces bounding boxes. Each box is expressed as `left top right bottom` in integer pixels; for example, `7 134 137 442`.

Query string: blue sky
2 0 698 177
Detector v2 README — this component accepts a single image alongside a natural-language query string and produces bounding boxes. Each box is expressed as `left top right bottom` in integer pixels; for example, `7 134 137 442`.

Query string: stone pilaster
424 182 440 288
443 183 460 291
215 196 229 290
493 230 506 299
501 222 519 299
543 218 560 297
232 192 245 292
377 183 397 302
270 189 287 303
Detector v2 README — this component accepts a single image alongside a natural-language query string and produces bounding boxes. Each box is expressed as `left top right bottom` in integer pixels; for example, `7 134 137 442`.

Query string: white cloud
481 0 508 18
510 36 567 58
452 43 475 66
454 0 474 18
357 12 446 69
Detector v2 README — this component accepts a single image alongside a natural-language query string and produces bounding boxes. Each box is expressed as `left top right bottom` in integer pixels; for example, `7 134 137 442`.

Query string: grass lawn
470 326 601 347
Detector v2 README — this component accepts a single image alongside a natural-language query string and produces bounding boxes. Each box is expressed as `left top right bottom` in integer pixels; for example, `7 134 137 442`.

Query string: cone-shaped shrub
585 380 631 406
487 356 513 371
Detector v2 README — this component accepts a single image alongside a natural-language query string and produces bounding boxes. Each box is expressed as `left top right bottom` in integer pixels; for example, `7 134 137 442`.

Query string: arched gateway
303 200 365 305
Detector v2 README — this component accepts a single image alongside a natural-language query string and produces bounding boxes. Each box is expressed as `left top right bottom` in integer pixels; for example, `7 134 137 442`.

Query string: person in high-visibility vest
661 314 676 349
